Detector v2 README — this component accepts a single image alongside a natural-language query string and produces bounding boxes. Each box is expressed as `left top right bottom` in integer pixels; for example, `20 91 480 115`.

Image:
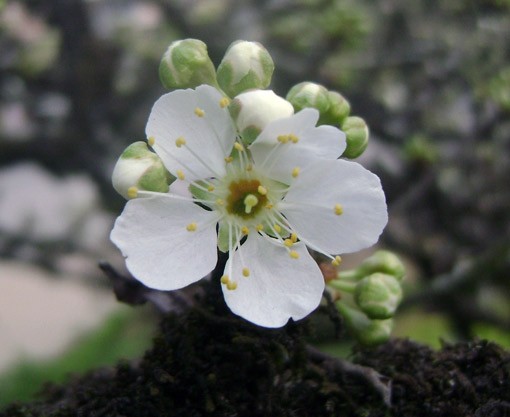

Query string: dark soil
1 307 509 417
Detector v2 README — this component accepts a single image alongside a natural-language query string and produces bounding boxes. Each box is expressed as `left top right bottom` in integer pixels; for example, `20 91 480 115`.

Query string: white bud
217 40 274 97
230 90 294 143
112 142 171 199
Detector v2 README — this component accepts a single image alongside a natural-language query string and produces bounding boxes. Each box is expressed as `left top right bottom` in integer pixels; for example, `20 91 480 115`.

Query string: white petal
111 196 218 290
146 85 236 181
249 109 346 184
222 234 325 328
281 159 387 254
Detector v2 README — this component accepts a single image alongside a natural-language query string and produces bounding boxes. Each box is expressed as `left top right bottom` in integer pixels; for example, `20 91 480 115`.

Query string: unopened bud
112 141 171 199
341 116 369 159
356 250 406 281
159 39 217 89
336 302 393 346
354 273 403 320
321 91 351 125
286 82 330 114
229 90 294 143
217 40 274 98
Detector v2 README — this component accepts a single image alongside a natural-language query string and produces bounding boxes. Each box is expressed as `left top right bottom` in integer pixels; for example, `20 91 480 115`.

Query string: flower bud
112 141 171 199
229 90 294 143
336 302 393 346
354 273 403 320
159 39 217 89
341 116 369 159
286 82 330 114
356 250 406 281
322 91 351 125
217 40 274 98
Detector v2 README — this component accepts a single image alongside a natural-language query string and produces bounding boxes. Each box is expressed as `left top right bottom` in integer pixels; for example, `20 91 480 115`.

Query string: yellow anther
225 156 233 163
234 142 245 152
176 170 185 180
219 97 230 108
194 107 205 117
216 198 225 206
256 224 264 232
277 134 289 143
241 226 250 235
186 222 197 232
257 185 267 195
292 167 300 178
220 275 230 284
227 280 238 290
127 186 138 199
242 268 250 277
246 164 253 171
148 136 155 146
265 203 273 209
334 204 344 215
291 233 298 243
207 184 215 192
331 255 342 267
243 194 259 214
289 250 300 259
274 224 282 233
175 136 186 147
289 133 299 143
284 239 294 247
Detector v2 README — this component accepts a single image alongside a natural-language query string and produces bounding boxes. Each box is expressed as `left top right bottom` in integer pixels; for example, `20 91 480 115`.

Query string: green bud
112 141 172 199
217 40 274 98
286 82 330 114
354 273 403 320
336 302 393 346
159 39 217 89
341 116 369 159
356 250 406 281
321 91 351 125
230 90 294 144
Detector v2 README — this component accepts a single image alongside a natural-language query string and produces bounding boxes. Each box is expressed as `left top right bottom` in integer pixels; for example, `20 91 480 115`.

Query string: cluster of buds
327 251 405 345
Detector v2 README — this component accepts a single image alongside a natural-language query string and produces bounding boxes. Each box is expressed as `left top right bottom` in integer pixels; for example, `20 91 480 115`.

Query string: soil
1 305 509 417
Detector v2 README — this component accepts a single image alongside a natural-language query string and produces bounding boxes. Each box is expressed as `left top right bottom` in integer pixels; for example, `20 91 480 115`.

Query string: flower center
226 179 268 219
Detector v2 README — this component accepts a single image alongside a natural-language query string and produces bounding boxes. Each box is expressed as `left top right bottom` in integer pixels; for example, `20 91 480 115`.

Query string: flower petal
222 233 325 327
111 196 218 290
280 159 387 254
146 85 236 181
249 108 346 184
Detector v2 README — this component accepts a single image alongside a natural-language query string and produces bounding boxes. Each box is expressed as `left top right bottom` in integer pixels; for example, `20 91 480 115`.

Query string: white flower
111 85 387 328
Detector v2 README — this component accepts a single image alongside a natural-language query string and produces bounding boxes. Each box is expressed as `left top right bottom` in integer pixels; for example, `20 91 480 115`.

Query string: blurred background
0 0 509 406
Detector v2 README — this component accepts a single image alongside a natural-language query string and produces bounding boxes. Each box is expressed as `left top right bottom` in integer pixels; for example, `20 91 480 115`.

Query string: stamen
256 224 264 232
221 275 230 284
257 185 267 195
234 142 245 152
219 97 230 108
207 184 215 192
289 133 299 143
216 198 225 206
292 167 300 178
226 280 238 290
243 194 259 214
274 224 282 233
334 204 344 215
291 233 298 243
242 268 250 277
289 250 300 259
194 107 205 117
225 156 233 163
241 226 250 235
175 136 186 147
176 170 185 180
277 134 289 143
127 186 138 199
148 136 155 146
284 239 294 247
186 222 197 232
265 203 273 209
246 164 253 172
331 255 342 266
